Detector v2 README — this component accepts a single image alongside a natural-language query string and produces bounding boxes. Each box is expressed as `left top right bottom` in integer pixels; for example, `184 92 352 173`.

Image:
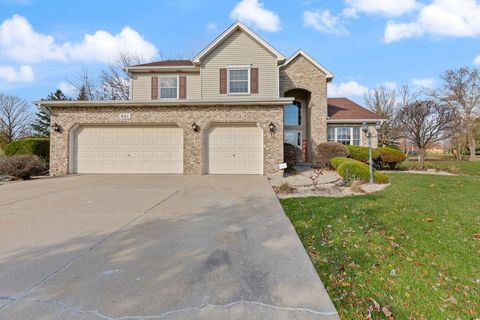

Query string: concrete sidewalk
0 175 339 319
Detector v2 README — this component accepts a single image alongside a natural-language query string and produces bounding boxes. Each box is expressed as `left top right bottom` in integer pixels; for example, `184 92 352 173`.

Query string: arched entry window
284 100 302 126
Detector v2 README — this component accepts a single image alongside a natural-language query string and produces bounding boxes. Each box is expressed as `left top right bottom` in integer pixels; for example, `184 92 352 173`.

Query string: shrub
330 157 349 169
0 155 47 180
315 142 350 169
376 147 406 169
4 138 50 162
284 143 297 171
347 145 381 163
277 182 296 194
333 158 389 184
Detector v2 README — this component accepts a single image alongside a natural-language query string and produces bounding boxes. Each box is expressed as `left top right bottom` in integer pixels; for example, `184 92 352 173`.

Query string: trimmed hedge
376 147 406 169
284 143 297 171
4 138 50 161
330 156 348 169
330 157 389 184
347 145 381 163
315 142 350 169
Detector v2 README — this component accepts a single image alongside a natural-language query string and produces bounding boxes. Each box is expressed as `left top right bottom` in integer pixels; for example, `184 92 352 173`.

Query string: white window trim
329 127 360 145
158 75 180 100
227 65 251 95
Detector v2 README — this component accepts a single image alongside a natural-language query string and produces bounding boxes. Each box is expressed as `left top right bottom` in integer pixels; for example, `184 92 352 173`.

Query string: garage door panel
207 125 263 175
75 126 183 174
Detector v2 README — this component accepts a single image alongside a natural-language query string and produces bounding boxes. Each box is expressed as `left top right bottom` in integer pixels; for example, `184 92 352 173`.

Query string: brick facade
50 105 284 176
279 55 328 161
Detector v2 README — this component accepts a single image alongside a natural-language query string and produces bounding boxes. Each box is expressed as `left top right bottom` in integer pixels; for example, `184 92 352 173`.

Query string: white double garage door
73 124 263 175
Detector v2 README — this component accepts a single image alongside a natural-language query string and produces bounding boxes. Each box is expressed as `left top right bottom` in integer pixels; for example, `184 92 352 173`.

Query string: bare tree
364 85 398 146
435 67 480 161
0 93 34 143
99 52 145 100
69 67 99 100
397 100 456 169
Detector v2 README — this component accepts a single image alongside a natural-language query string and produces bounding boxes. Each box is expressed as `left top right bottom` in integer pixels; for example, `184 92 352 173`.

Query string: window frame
227 65 251 95
327 127 361 146
158 75 179 100
284 100 302 127
284 130 302 147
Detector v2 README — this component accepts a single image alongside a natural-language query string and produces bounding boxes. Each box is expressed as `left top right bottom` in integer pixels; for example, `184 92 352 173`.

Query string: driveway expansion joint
0 295 338 319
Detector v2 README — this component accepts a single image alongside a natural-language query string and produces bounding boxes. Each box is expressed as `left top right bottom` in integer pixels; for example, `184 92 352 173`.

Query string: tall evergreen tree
32 89 70 137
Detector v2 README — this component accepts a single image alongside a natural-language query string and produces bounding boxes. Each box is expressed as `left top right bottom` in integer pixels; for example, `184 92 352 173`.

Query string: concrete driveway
0 175 338 319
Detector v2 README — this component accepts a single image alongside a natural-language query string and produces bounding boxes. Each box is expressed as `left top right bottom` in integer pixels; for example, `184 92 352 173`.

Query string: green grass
281 172 480 319
399 159 480 176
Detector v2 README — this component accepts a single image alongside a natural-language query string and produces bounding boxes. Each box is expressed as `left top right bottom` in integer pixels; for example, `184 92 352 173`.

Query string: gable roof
283 50 334 80
192 21 285 64
327 98 385 122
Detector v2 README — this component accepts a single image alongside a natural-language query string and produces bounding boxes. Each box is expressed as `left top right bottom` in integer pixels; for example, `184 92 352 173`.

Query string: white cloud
303 10 348 36
58 81 77 96
474 55 480 64
230 0 281 32
328 81 368 97
381 81 398 90
0 15 66 63
0 65 34 82
343 0 419 17
65 27 157 63
384 0 480 43
0 15 158 64
412 78 436 88
206 22 218 33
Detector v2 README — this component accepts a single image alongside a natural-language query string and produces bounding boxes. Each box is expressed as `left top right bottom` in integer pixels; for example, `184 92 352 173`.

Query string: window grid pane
229 69 249 93
329 127 361 145
229 81 248 93
159 77 177 99
352 127 360 146
284 103 301 126
327 127 335 141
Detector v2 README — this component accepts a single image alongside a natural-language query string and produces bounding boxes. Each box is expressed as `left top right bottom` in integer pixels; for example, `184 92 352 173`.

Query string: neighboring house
37 21 383 176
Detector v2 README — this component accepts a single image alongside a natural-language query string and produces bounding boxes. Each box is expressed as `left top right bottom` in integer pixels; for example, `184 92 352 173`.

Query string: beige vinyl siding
131 73 201 100
201 29 278 100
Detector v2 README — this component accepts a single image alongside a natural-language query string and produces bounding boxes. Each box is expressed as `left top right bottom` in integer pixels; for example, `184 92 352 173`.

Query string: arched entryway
284 88 312 162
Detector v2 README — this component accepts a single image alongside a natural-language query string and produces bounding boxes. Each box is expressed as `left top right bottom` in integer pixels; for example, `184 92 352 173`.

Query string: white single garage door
74 125 183 174
207 124 263 174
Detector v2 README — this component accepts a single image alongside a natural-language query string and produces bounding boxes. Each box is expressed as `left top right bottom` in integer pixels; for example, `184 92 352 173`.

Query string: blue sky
0 0 479 105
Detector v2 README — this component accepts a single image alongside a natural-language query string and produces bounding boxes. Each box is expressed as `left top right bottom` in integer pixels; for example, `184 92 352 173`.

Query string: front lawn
399 159 480 176
282 173 479 319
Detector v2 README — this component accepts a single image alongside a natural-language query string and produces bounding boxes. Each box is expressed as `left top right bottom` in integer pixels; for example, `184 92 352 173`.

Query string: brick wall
279 55 328 161
50 105 284 176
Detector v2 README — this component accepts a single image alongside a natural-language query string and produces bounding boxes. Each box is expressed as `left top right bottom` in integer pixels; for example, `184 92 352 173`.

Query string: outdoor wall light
268 122 276 133
191 122 200 132
51 123 61 133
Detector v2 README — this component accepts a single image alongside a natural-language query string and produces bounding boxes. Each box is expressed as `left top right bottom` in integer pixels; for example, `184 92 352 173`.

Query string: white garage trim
206 123 263 175
70 124 183 174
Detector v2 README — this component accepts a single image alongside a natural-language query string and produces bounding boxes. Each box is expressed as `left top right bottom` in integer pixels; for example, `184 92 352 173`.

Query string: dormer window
159 76 178 99
228 66 250 94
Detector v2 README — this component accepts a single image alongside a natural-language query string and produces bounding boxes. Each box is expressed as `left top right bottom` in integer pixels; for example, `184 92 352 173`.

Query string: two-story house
38 21 383 176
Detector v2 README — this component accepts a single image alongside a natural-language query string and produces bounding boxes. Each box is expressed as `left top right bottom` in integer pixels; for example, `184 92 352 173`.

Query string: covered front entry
206 124 263 174
73 125 183 174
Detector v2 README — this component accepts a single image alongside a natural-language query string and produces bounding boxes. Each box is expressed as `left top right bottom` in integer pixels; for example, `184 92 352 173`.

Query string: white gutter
327 118 388 123
34 97 294 108
124 66 198 72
